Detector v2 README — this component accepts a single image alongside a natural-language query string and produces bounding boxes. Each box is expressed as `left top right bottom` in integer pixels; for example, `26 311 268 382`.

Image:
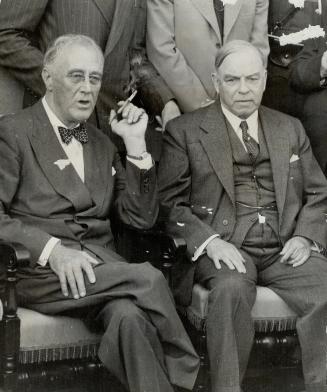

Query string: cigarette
109 90 138 124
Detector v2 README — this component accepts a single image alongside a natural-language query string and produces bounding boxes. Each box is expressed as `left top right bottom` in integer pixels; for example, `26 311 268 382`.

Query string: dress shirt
38 97 153 266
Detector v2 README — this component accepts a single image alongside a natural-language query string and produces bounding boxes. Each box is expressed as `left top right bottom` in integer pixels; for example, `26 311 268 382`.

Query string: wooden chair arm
0 242 30 390
0 242 30 318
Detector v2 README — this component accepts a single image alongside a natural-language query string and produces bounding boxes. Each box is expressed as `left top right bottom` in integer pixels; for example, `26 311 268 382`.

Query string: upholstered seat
180 284 298 332
16 308 101 365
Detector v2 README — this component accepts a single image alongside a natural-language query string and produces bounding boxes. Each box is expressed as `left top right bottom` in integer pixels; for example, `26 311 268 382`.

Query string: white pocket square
112 167 116 176
290 154 299 163
54 159 71 170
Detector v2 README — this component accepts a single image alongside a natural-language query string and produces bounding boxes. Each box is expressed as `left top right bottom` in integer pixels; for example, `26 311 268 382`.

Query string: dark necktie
240 120 259 162
58 124 88 145
213 0 224 39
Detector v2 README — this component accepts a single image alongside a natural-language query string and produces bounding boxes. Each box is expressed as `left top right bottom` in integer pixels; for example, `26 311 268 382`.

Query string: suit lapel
224 0 243 40
259 107 290 223
190 0 221 41
199 103 235 205
27 102 94 212
92 0 111 24
104 0 134 56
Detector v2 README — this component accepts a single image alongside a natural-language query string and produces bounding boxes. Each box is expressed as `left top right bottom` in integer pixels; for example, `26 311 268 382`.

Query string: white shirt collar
220 103 258 133
42 97 75 130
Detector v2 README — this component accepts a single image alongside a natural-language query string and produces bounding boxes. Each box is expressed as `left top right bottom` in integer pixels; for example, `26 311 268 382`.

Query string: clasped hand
49 244 98 299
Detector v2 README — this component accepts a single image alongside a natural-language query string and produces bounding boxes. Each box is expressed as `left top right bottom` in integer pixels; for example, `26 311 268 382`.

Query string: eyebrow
67 69 103 77
223 72 261 79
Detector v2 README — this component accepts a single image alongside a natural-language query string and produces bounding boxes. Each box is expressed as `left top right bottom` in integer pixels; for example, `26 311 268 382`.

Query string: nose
239 78 249 94
80 77 92 93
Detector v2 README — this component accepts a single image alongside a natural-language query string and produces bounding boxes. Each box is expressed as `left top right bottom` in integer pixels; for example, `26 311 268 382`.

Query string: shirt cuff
127 154 153 170
192 234 220 262
38 237 61 266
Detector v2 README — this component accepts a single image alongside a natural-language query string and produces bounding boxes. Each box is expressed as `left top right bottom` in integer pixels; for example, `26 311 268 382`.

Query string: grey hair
215 40 265 70
43 34 104 68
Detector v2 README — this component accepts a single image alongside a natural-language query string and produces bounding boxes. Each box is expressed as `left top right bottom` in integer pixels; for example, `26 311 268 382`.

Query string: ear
211 72 220 95
42 67 53 92
263 69 267 91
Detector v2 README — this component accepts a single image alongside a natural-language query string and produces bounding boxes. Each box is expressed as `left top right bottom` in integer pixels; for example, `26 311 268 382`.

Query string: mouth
77 99 92 109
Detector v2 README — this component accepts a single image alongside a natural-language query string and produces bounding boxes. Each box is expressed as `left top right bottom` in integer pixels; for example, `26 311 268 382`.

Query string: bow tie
58 124 88 145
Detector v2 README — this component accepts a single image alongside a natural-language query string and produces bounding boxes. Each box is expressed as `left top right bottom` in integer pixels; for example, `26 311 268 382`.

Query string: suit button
222 219 228 226
216 43 220 48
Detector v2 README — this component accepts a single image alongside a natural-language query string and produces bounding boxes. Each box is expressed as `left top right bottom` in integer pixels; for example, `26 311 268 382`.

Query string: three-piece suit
146 0 269 113
0 0 172 158
158 101 327 392
0 101 199 392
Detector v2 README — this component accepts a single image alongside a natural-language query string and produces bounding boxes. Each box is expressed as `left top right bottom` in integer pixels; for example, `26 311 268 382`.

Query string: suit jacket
158 102 327 305
146 0 269 113
0 101 158 280
0 0 173 131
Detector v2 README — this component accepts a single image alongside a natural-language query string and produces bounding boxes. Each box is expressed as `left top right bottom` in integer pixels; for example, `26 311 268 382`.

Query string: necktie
58 124 88 145
213 0 224 39
240 120 259 162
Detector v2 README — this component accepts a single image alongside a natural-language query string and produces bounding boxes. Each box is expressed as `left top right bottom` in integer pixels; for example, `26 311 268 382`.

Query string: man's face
214 49 267 119
43 43 103 127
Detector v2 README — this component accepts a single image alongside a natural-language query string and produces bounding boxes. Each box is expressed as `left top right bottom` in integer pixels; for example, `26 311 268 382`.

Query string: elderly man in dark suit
0 0 178 158
159 40 327 392
0 34 199 392
289 4 327 177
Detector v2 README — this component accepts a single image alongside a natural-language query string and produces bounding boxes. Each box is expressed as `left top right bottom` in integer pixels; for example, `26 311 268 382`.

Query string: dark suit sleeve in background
290 37 326 93
0 0 48 97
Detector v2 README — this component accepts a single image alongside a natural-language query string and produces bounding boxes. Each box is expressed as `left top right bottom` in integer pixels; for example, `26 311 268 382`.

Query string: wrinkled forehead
53 43 104 74
217 49 265 78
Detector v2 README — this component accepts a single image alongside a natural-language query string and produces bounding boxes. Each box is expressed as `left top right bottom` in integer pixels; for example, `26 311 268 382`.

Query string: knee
140 262 168 289
208 273 254 307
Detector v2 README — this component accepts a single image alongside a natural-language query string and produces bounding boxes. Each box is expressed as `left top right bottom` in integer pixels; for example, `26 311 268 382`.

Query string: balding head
215 40 265 70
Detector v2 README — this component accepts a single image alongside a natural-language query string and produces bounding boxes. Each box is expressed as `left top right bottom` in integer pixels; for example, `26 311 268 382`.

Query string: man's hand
206 238 246 273
49 244 98 299
280 236 311 267
109 102 148 156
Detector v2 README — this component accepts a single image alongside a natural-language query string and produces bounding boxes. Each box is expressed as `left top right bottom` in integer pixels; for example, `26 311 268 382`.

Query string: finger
231 248 246 264
212 257 221 270
286 248 303 265
132 108 144 124
121 103 133 120
82 251 99 266
73 265 86 297
58 271 69 297
82 260 97 284
231 258 246 274
280 243 294 263
221 257 235 271
155 115 163 126
66 269 79 299
292 253 310 268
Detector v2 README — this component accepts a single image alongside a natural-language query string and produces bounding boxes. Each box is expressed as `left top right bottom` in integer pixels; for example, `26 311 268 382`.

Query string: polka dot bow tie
58 124 88 145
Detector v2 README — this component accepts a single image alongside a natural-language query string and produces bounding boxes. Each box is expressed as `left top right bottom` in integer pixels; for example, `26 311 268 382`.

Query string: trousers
195 221 327 392
17 257 200 392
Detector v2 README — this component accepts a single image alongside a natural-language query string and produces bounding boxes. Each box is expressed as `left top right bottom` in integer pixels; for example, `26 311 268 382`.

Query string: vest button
222 219 228 226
